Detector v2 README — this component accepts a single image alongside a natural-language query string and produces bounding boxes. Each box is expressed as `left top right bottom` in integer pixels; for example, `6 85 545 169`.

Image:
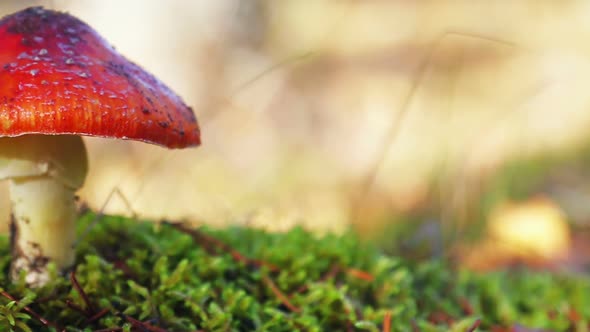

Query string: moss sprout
0 213 587 331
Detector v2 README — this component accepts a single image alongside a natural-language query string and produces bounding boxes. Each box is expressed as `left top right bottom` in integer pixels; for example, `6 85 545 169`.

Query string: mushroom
0 7 201 286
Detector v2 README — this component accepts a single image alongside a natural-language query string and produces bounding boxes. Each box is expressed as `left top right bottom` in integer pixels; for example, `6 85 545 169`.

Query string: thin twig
77 187 136 246
65 299 88 315
291 264 341 296
0 290 62 331
352 31 517 225
165 221 279 271
229 52 314 98
87 308 110 324
262 276 301 313
124 314 169 332
70 270 96 314
92 328 123 332
69 271 114 327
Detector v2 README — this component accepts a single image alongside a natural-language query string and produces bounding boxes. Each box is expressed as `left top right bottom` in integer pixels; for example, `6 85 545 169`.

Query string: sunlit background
2 0 590 270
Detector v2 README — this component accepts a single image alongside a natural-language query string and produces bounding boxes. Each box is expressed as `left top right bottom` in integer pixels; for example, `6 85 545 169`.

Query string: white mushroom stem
9 176 78 285
0 135 88 286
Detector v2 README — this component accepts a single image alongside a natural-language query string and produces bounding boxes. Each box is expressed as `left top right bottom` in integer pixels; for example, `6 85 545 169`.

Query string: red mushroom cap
0 7 200 148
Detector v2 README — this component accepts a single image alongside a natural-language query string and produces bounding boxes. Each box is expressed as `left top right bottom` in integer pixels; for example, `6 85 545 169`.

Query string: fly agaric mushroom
0 7 200 286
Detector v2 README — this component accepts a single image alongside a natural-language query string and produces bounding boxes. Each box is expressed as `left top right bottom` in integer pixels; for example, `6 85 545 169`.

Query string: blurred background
2 0 590 270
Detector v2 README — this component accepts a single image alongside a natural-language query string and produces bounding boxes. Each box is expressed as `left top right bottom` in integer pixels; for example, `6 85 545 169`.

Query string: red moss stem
383 311 392 332
467 318 481 332
346 268 375 281
459 297 474 315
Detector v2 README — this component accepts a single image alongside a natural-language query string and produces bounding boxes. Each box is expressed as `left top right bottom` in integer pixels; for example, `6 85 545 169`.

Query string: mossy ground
0 213 587 331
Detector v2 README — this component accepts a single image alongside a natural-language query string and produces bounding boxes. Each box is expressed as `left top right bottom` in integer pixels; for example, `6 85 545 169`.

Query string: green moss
0 213 587 331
